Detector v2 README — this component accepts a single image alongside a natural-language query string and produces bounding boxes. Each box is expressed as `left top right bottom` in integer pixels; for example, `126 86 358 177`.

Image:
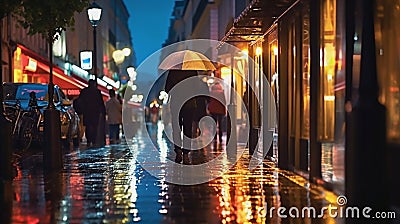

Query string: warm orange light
241 48 248 55
15 47 22 60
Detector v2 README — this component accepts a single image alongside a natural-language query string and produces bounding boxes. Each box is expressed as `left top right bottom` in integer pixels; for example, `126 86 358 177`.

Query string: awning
220 0 298 43
35 61 87 89
17 44 110 99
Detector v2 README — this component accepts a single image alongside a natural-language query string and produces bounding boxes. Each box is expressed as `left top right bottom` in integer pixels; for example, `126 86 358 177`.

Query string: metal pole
48 38 55 110
347 0 388 219
44 40 62 170
248 47 258 155
227 52 237 161
309 0 322 180
93 26 97 82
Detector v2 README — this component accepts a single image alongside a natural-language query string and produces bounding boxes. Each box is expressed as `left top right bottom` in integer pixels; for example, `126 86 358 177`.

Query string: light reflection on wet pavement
6 122 343 224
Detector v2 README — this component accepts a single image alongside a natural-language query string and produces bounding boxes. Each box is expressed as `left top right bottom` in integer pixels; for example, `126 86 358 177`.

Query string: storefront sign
63 89 81 96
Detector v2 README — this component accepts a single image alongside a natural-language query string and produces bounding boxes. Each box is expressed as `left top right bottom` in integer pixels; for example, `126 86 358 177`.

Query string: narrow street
4 121 342 223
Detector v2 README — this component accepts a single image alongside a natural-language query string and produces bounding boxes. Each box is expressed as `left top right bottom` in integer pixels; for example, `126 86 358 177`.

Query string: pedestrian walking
165 70 198 164
149 100 160 124
78 79 106 147
207 81 227 143
105 89 122 144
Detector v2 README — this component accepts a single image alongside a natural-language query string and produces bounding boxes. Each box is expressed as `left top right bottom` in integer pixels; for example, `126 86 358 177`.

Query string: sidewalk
3 123 347 223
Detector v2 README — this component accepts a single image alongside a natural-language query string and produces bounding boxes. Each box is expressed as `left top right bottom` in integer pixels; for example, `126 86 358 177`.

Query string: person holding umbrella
165 70 198 164
160 50 216 164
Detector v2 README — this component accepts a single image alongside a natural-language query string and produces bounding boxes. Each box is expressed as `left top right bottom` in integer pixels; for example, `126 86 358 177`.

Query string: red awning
17 44 110 99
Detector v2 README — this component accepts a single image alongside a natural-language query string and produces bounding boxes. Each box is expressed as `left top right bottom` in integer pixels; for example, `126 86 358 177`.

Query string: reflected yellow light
241 48 248 55
255 47 262 56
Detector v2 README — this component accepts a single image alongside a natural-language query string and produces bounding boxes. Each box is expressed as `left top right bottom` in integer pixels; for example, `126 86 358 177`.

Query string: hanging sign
80 51 93 70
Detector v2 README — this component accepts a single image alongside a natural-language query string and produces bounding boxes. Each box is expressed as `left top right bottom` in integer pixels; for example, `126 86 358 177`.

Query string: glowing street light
112 47 131 65
87 2 103 82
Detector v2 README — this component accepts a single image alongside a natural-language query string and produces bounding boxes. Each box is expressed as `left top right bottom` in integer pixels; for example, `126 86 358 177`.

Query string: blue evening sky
123 0 175 69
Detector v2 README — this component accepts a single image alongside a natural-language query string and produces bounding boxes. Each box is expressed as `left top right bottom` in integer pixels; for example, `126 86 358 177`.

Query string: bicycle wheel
17 116 34 151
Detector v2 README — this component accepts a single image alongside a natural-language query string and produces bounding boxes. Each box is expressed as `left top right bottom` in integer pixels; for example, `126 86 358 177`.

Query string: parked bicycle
2 83 81 150
13 92 43 151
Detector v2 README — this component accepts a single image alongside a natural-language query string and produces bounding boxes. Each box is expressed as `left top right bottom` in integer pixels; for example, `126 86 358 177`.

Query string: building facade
164 0 400 207
0 0 135 100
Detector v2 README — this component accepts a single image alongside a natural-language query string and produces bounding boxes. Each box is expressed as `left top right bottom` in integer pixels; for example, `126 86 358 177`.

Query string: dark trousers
109 124 120 143
172 109 193 154
95 113 106 147
85 123 97 145
211 113 224 140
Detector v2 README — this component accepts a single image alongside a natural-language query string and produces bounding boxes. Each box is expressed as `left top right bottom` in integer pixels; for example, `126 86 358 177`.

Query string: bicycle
14 92 43 151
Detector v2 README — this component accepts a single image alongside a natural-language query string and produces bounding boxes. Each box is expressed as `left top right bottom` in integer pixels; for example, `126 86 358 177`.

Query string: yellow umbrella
159 50 216 71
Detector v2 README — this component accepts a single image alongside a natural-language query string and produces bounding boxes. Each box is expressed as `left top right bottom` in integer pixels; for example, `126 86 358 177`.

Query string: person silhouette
105 89 122 144
78 79 105 147
207 81 226 143
165 70 198 164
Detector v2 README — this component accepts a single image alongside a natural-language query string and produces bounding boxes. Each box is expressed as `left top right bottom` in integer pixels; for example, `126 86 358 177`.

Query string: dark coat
194 78 210 122
165 70 198 111
73 96 83 115
79 84 106 126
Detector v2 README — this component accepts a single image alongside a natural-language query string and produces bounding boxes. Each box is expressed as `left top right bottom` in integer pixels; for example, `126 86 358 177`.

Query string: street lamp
87 2 103 83
112 47 131 65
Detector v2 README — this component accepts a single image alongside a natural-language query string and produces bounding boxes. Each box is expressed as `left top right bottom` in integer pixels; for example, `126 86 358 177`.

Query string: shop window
318 0 336 142
302 12 311 139
375 0 400 143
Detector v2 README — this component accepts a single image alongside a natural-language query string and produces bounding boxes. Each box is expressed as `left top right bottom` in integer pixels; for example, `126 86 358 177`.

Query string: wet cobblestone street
3 122 345 223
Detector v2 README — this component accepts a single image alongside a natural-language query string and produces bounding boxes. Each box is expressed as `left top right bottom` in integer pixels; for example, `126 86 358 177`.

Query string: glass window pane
302 11 311 139
318 0 336 141
375 0 400 143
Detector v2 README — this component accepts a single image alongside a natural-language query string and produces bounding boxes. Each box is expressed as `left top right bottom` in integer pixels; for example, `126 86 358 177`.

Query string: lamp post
87 1 102 83
227 52 237 161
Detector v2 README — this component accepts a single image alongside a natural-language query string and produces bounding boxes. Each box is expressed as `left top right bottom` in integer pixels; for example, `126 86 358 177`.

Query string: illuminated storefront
220 0 347 192
13 44 110 100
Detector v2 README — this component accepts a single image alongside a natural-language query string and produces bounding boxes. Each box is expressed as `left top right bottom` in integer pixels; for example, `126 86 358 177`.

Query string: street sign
80 51 93 70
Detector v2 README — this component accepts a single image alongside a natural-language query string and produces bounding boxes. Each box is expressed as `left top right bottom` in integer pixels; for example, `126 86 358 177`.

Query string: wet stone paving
3 122 347 224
